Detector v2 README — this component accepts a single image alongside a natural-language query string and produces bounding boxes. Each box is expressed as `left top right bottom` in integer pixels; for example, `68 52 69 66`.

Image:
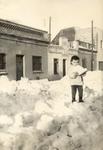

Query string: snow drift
0 71 103 150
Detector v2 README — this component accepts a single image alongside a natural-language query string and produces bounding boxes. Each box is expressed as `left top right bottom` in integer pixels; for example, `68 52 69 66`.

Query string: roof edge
0 18 48 33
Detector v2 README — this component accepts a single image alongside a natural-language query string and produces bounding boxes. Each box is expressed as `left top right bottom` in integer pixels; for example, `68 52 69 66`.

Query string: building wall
59 37 79 50
75 27 103 70
57 36 96 70
48 45 79 80
53 27 103 71
78 50 97 70
52 27 75 45
75 27 98 44
96 30 103 70
48 45 70 80
0 36 48 80
97 49 103 70
59 35 98 70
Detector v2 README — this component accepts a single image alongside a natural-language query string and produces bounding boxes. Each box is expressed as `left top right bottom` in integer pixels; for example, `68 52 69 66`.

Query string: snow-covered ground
0 71 103 150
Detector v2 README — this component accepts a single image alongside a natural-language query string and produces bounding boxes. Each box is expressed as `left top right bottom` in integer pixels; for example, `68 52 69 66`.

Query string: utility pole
49 16 51 44
91 20 94 71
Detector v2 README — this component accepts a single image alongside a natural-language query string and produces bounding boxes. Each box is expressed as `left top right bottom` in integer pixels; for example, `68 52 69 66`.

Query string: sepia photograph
0 0 103 149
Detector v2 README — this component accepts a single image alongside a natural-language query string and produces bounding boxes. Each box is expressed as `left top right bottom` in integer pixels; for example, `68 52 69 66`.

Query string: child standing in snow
69 55 87 103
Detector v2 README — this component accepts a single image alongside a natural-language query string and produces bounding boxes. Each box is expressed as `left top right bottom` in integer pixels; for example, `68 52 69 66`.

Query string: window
0 53 6 70
32 56 42 71
54 58 58 74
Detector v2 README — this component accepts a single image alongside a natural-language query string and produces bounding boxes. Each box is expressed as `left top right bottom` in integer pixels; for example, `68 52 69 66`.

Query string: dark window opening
0 53 6 70
32 56 42 71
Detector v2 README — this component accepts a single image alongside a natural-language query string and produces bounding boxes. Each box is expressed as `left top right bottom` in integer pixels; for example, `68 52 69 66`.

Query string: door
63 59 66 76
16 55 24 80
54 59 58 74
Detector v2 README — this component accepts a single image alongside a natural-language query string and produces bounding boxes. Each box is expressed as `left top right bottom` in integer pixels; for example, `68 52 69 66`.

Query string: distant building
75 27 103 70
0 19 103 81
0 19 49 80
52 27 99 71
96 29 103 70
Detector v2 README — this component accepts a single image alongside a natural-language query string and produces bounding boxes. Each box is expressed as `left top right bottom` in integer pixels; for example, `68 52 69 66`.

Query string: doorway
16 55 24 80
54 58 58 74
63 59 66 76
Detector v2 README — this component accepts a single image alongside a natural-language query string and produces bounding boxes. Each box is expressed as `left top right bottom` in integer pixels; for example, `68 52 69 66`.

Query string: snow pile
0 115 13 127
84 71 103 95
17 78 47 96
0 76 17 94
36 115 54 131
0 76 48 96
0 71 102 150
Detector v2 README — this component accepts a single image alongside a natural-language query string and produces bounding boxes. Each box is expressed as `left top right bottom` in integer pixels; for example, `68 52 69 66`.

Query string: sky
0 0 103 39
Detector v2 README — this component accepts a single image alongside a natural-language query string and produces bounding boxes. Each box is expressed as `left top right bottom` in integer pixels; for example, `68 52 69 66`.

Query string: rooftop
0 19 49 42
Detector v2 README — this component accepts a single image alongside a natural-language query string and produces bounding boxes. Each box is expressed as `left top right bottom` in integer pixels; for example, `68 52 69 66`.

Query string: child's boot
72 98 76 103
79 99 84 103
